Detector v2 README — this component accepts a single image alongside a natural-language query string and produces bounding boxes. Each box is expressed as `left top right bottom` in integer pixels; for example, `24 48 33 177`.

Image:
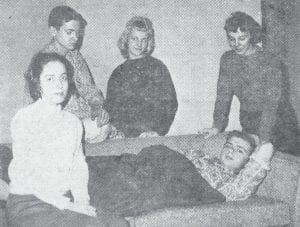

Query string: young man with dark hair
24 5 110 143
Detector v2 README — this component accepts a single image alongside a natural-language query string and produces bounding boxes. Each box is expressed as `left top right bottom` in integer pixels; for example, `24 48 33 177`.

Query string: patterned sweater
184 149 270 201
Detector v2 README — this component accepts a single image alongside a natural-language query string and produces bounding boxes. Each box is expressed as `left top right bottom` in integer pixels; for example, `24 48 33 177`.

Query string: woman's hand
198 127 220 139
139 131 159 138
65 202 97 217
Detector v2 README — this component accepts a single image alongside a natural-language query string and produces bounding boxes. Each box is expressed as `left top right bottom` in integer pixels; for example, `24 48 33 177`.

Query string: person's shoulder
147 56 166 67
66 49 85 61
220 50 236 61
258 50 281 67
110 61 127 78
11 102 37 125
40 42 55 54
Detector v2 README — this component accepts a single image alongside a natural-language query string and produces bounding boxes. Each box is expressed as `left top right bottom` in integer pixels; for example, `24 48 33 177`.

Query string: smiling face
227 27 253 56
128 28 149 59
40 61 68 106
220 136 252 173
51 20 80 51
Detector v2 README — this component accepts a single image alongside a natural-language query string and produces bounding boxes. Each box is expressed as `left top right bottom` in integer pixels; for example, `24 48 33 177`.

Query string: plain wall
0 0 261 143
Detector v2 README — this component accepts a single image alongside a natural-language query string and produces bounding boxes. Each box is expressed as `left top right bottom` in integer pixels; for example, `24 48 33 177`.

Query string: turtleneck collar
36 98 62 115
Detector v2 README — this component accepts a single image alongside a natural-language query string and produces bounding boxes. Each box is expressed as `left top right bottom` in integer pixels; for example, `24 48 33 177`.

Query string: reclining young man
185 130 274 201
88 130 274 217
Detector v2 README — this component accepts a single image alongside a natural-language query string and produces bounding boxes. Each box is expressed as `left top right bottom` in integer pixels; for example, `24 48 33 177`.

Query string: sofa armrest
257 151 300 226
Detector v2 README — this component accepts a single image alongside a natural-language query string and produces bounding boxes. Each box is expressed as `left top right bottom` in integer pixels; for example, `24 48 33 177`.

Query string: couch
1 133 300 226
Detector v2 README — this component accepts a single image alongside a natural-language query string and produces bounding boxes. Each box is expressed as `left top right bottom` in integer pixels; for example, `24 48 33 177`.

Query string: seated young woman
185 130 274 201
7 52 128 227
105 16 178 138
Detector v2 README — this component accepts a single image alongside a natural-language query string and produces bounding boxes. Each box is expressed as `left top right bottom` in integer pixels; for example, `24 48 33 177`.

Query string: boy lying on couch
185 130 274 201
88 130 274 217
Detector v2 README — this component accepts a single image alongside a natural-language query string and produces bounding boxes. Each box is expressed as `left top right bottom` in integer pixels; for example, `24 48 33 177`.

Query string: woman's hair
224 11 262 45
226 130 257 154
48 5 87 29
118 16 155 59
25 52 74 101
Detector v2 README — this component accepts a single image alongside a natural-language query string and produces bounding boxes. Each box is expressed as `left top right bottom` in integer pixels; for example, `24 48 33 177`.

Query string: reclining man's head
220 131 257 174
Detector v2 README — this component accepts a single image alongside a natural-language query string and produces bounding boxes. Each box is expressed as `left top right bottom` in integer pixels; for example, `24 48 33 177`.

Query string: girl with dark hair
199 11 299 155
8 52 128 227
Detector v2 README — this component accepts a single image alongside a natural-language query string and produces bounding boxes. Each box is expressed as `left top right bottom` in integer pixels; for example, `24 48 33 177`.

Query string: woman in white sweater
7 52 128 227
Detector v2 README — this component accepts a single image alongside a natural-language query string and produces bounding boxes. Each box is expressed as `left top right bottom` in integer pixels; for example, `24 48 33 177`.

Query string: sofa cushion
129 196 290 227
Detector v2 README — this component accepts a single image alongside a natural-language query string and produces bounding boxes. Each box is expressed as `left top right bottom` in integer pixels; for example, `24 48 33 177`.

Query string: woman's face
227 27 252 56
40 61 68 105
128 28 149 59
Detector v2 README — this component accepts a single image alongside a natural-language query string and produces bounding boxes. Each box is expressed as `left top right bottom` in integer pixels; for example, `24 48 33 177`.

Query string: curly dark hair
48 5 87 29
25 52 74 101
224 11 262 45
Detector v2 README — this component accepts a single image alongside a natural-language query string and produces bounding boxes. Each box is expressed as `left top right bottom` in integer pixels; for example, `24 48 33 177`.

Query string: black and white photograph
0 0 299 226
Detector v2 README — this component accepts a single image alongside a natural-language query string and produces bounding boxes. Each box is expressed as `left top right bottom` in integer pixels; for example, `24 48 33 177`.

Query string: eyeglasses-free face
40 61 69 106
220 136 252 173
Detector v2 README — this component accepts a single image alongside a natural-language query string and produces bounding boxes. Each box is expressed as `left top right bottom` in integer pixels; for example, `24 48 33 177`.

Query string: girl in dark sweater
200 11 299 155
105 17 178 138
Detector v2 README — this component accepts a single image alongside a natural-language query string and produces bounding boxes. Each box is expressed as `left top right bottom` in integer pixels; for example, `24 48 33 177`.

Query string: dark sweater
214 49 299 153
105 56 178 137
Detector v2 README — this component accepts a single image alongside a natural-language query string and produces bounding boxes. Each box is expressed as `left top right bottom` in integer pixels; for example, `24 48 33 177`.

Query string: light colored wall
0 0 261 142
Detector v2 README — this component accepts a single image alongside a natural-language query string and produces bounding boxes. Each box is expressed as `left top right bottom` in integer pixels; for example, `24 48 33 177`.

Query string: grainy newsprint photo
0 0 299 226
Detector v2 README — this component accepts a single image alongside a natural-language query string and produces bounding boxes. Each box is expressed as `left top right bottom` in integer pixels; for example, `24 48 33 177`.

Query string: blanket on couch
87 145 225 217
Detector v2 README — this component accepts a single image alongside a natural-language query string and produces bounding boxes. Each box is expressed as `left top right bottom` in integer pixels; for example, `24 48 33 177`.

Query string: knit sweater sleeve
258 56 282 142
10 110 35 185
213 53 234 131
152 62 178 135
70 120 90 205
105 66 122 120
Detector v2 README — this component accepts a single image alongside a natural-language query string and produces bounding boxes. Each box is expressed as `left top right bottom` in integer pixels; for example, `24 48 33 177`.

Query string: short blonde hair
118 16 155 59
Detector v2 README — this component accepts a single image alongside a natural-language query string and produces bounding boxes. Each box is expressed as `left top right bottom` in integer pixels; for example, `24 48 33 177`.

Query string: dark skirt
6 194 128 227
